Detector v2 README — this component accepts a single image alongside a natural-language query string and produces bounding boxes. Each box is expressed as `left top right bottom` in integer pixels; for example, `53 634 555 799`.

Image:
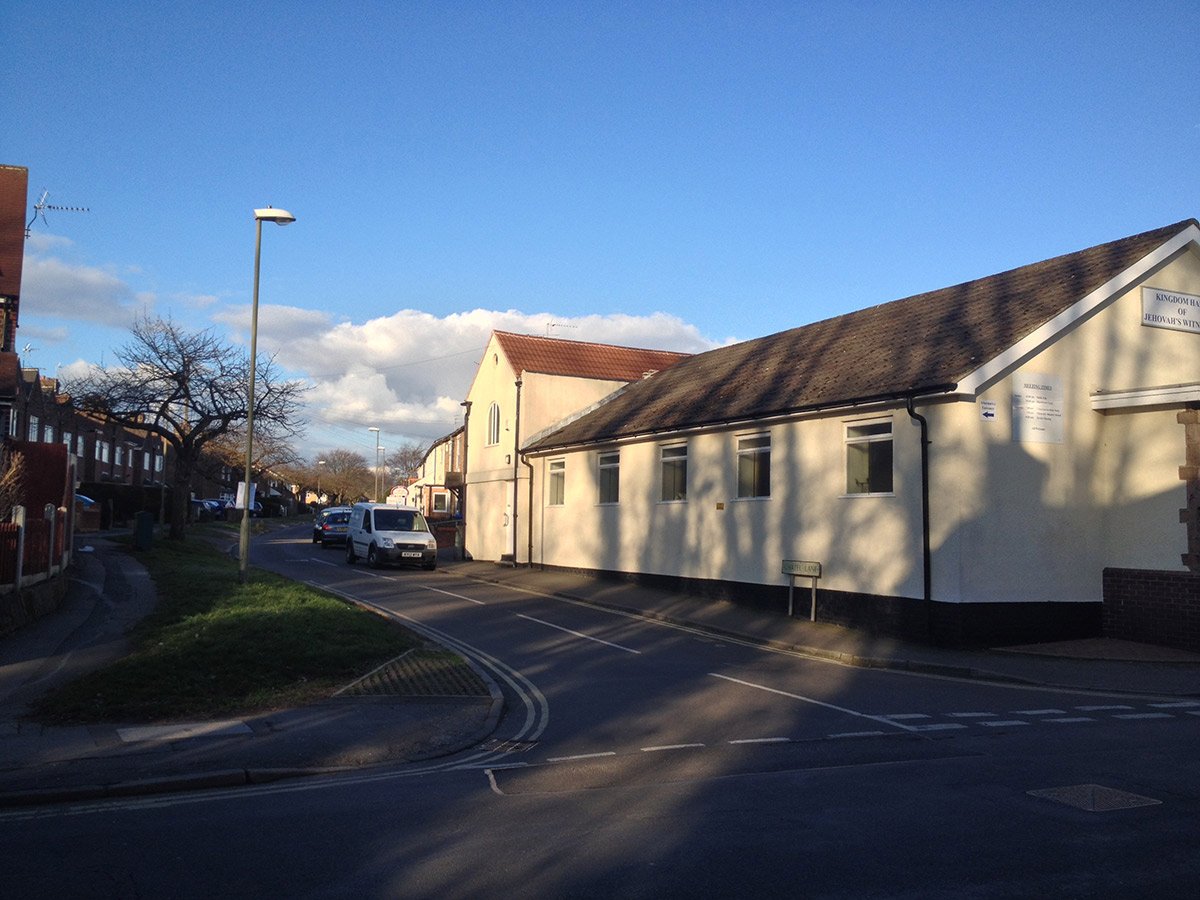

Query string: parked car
313 506 353 547
344 503 438 569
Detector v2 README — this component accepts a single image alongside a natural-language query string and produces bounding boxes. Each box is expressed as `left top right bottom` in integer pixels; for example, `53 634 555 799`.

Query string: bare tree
68 315 306 539
385 440 429 489
316 449 373 506
0 444 28 522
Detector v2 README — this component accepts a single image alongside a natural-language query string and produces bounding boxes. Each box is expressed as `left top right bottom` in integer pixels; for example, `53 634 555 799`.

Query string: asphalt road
2 526 1197 898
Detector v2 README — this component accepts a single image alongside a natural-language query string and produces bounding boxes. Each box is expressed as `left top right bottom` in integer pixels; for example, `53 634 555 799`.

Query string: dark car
313 507 352 546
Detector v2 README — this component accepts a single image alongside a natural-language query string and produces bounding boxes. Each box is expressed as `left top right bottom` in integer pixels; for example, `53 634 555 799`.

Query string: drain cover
1028 784 1161 812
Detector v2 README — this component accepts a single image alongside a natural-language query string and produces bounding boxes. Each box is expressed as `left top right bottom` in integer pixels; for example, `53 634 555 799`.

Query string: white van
345 503 439 570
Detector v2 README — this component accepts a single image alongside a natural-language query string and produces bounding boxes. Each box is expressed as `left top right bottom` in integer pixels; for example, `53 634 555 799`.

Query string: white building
463 331 692 563
518 220 1200 646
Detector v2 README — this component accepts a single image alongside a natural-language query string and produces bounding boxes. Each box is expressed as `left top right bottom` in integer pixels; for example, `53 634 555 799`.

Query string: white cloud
20 256 154 328
213 303 717 454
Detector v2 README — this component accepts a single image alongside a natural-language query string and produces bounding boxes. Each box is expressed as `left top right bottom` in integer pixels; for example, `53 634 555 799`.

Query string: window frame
487 402 501 446
735 433 771 499
597 450 620 505
660 443 688 502
547 458 565 506
844 418 894 496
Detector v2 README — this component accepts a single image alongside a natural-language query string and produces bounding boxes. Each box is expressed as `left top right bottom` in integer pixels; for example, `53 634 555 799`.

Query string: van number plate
401 551 422 558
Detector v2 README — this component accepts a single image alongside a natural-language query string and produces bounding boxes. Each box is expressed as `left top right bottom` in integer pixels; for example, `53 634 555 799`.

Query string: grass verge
32 535 422 723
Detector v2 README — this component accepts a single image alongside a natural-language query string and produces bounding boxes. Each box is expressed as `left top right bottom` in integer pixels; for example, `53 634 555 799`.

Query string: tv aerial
26 190 89 237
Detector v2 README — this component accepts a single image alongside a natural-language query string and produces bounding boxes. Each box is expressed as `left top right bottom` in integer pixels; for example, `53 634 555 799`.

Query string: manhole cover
1028 784 1161 812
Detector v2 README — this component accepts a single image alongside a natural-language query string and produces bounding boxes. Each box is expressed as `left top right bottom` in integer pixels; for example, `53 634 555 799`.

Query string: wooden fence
0 505 72 593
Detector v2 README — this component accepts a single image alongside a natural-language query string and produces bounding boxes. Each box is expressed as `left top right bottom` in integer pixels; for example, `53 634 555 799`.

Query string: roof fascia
956 224 1200 397
1091 382 1200 411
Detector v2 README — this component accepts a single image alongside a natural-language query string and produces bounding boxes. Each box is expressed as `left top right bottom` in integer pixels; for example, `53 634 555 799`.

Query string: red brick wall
1103 568 1200 653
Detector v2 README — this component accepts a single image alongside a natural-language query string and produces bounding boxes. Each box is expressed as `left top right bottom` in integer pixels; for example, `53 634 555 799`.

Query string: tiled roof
530 219 1198 451
494 331 692 382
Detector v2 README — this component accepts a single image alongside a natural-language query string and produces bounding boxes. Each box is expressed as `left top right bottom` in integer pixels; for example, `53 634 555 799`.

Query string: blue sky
5 1 1198 461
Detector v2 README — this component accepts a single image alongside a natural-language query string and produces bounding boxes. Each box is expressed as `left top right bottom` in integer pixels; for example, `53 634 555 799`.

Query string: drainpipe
459 400 471 546
522 451 535 568
512 379 522 565
905 395 933 641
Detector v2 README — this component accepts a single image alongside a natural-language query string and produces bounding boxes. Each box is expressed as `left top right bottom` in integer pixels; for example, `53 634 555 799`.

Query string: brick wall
1103 568 1200 653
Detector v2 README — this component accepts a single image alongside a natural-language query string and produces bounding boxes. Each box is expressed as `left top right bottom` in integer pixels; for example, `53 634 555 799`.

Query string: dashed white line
417 584 487 605
911 723 968 732
1113 712 1175 720
1150 701 1200 709
728 737 791 745
882 714 930 721
1076 704 1134 712
546 752 617 762
517 614 641 654
1012 709 1066 716
642 743 705 753
978 720 1029 728
828 731 885 739
1047 717 1095 724
948 712 996 718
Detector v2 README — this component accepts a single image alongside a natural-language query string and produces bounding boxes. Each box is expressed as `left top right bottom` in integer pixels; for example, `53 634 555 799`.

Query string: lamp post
239 206 295 584
316 459 326 506
368 426 381 502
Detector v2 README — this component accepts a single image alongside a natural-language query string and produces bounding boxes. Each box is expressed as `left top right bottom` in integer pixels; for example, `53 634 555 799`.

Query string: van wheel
345 543 356 565
367 545 380 568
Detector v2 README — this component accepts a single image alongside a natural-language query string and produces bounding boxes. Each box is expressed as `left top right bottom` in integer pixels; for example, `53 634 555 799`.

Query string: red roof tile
493 331 691 382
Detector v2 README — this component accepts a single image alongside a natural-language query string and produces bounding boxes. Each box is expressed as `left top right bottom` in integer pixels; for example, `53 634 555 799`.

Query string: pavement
1 531 1198 808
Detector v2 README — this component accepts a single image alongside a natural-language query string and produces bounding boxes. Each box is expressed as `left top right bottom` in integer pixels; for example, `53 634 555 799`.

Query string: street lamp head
254 207 296 226
368 426 380 433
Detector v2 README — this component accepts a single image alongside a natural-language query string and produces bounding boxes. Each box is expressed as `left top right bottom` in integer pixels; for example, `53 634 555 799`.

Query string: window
736 435 771 499
43 424 54 443
432 492 448 512
115 445 125 466
27 415 38 441
63 431 72 448
99 441 110 463
76 435 85 455
598 451 620 504
845 420 893 494
660 444 688 501
155 454 163 473
487 402 501 446
548 459 565 506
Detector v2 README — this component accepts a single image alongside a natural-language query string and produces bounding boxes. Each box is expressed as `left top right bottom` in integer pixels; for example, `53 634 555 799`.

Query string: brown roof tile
531 219 1198 450
494 331 692 382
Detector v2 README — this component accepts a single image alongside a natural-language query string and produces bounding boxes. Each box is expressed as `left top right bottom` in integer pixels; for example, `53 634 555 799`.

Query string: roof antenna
26 190 90 237
546 321 578 338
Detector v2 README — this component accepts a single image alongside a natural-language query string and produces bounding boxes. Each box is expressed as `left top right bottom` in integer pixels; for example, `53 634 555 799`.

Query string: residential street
2 525 1198 898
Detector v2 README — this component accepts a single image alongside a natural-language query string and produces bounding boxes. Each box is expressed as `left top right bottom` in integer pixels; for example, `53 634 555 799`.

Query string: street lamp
316 459 326 505
239 205 295 584
368 426 381 502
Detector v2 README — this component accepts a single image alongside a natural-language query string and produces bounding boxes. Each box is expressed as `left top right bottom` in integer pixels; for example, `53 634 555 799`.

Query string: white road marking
1047 717 1095 723
642 743 705 752
828 731 885 739
416 584 487 605
1076 704 1133 711
910 723 967 732
709 673 919 733
978 720 1029 727
547 752 617 762
1150 701 1200 708
948 712 996 718
882 713 930 720
728 737 791 745
517 614 641 654
1113 712 1175 720
1012 709 1066 715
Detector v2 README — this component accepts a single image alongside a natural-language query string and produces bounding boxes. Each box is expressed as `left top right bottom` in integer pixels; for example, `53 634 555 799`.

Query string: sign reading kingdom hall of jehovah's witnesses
1142 286 1200 335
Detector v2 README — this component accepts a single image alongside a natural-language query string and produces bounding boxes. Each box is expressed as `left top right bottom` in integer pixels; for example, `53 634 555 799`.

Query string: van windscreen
373 509 423 532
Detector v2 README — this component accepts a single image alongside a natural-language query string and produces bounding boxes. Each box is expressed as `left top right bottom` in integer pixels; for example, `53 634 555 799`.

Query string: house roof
529 219 1200 452
493 331 692 383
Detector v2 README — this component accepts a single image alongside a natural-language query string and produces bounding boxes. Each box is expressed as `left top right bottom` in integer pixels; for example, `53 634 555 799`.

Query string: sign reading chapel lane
1142 287 1200 335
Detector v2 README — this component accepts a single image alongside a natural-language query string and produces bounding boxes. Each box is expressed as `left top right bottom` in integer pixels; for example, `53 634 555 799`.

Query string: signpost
782 559 821 621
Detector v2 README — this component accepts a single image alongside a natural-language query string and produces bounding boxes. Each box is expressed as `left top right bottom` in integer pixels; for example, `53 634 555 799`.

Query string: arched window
487 403 501 446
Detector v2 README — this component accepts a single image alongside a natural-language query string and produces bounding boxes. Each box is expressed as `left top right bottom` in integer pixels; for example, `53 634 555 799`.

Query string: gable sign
1142 287 1200 335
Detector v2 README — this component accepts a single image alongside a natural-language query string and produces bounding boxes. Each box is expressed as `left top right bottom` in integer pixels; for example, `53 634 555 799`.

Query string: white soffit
1091 382 1200 411
956 224 1200 397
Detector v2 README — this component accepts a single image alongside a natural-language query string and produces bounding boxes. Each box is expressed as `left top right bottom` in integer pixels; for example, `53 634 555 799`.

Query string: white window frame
844 418 894 496
548 458 565 506
660 443 688 502
43 424 54 443
487 402 501 446
736 433 771 499
597 450 620 505
27 415 38 442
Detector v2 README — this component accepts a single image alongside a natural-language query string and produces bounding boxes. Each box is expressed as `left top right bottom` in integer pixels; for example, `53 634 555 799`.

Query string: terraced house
517 220 1200 648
